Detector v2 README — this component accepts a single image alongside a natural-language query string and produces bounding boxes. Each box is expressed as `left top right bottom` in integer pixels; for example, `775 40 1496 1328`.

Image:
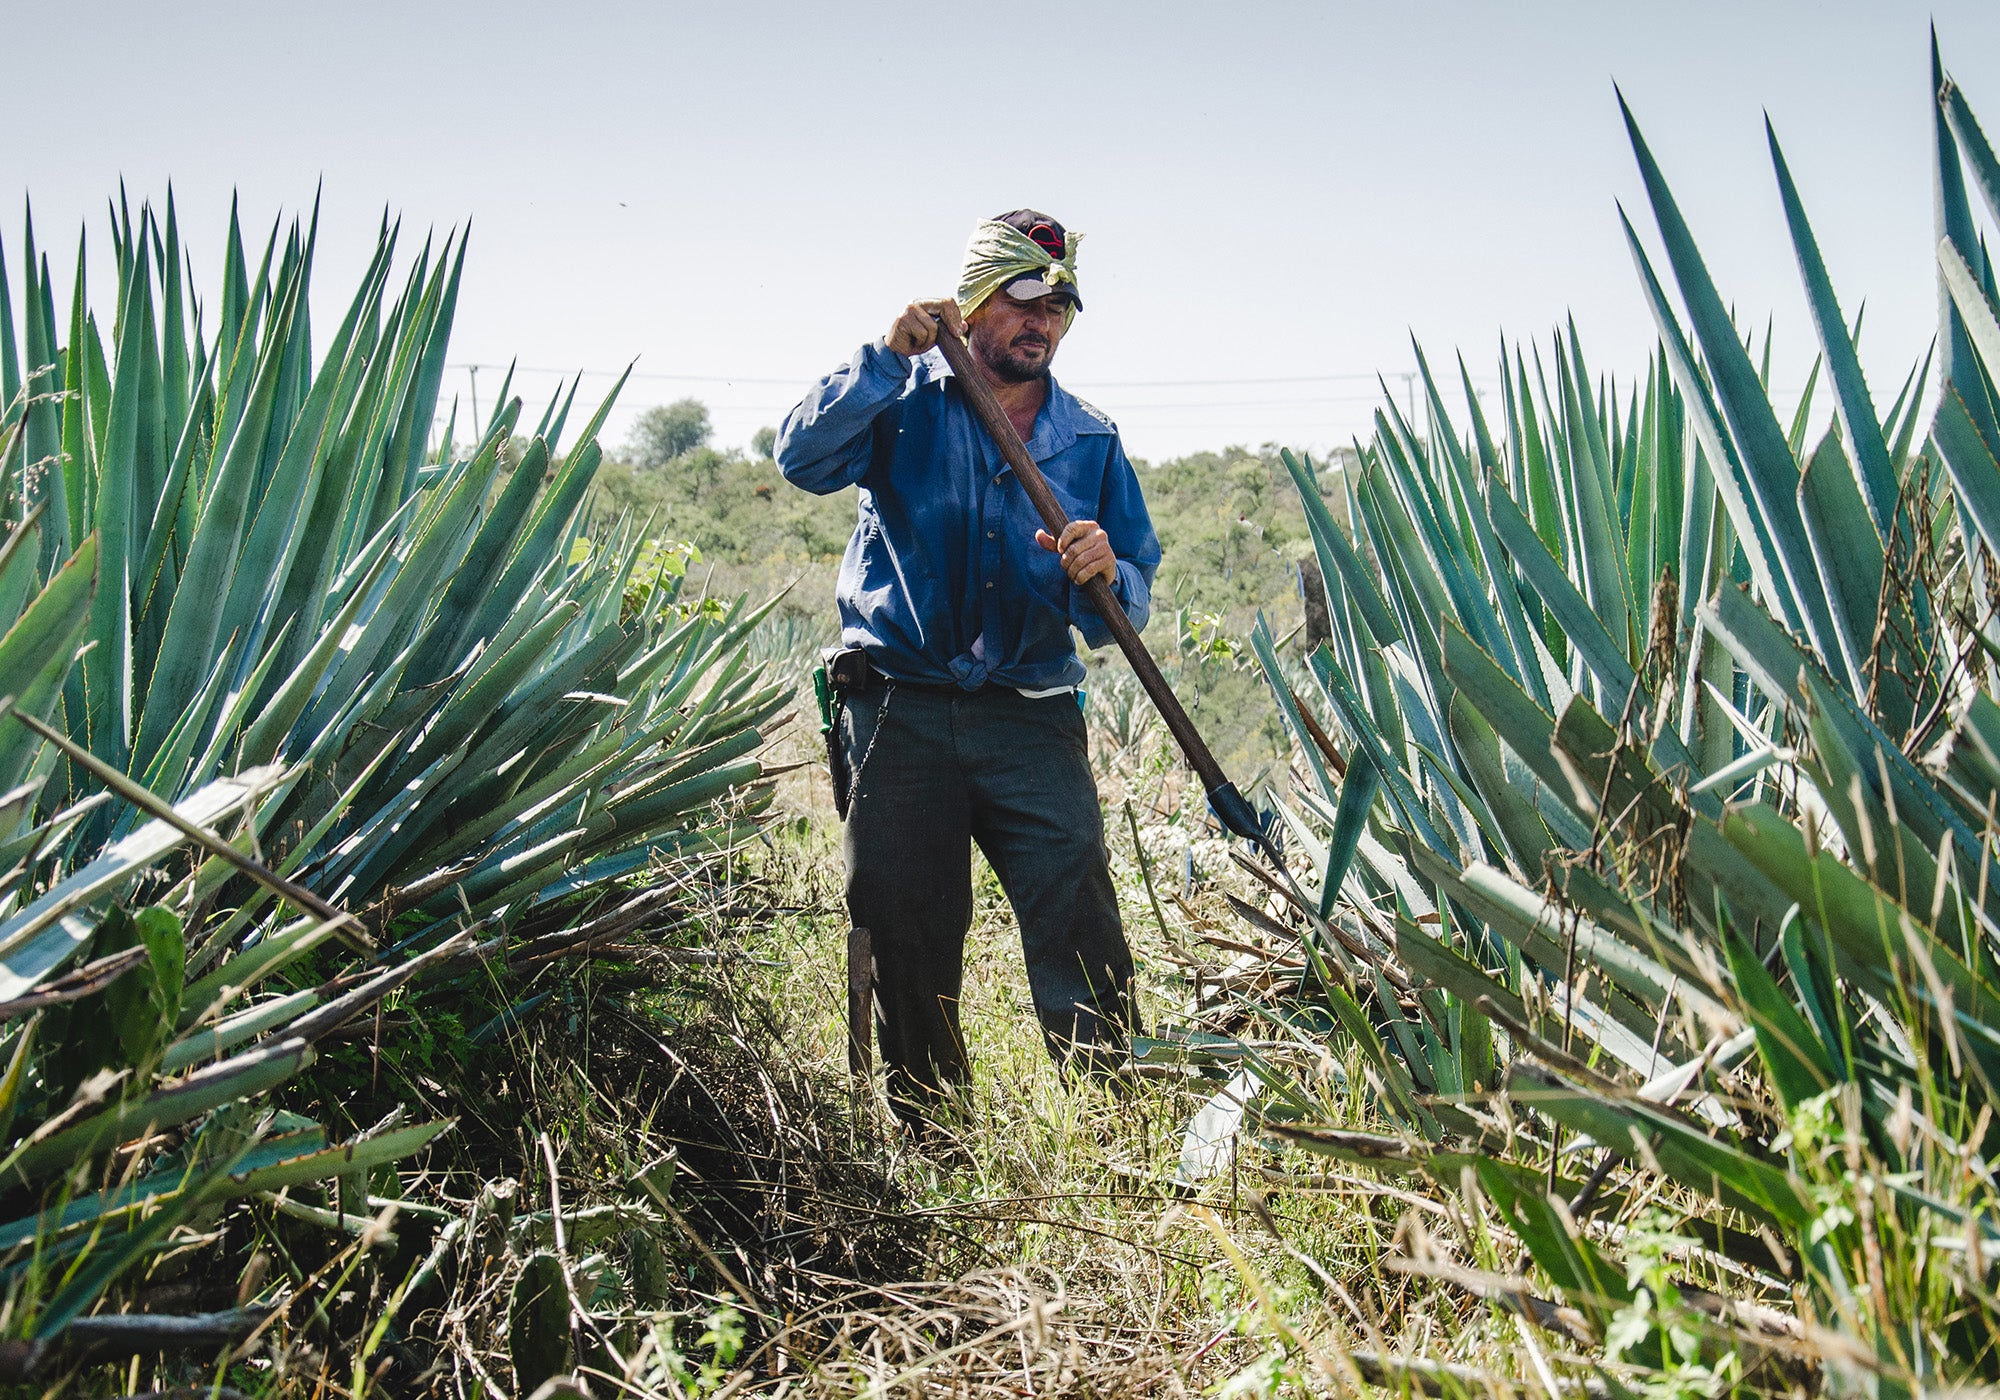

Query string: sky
11 0 2000 464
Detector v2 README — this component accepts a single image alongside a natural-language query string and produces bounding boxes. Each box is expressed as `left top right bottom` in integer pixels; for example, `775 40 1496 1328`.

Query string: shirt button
986 530 995 539
992 475 1002 485
985 581 995 589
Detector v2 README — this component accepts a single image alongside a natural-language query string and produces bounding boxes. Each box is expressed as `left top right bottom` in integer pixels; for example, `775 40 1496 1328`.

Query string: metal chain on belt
844 685 893 813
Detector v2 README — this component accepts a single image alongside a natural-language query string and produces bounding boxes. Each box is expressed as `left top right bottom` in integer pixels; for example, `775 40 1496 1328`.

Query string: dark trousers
840 683 1135 1122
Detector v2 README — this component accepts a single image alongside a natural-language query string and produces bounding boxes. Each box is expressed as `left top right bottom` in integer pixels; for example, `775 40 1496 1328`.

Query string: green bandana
954 219 1082 328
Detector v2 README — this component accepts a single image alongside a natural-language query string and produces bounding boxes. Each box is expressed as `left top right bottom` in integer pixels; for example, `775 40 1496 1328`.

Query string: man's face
967 288 1073 383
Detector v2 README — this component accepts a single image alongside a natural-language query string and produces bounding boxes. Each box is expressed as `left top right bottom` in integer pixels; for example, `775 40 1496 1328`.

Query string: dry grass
632 723 1525 1398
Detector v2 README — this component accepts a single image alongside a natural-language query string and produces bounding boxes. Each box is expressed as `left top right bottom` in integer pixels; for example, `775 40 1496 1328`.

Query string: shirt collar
934 352 1118 464
1024 379 1120 462
1045 377 1116 438
943 371 1115 466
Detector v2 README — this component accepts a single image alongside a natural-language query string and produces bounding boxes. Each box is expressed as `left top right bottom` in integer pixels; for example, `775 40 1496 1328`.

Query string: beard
974 328 1057 383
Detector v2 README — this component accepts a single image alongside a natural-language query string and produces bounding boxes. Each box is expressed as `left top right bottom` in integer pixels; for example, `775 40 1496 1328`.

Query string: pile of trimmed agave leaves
0 193 785 1373
1162 36 2000 1396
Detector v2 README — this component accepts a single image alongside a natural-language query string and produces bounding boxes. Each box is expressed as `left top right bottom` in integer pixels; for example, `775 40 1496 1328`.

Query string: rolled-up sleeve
775 340 915 494
1068 439 1159 648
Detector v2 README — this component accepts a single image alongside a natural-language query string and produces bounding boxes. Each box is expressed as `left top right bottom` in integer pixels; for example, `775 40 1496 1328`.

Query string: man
776 209 1161 1125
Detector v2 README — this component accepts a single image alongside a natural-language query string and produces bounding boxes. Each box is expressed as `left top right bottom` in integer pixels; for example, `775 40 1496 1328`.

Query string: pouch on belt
816 646 875 820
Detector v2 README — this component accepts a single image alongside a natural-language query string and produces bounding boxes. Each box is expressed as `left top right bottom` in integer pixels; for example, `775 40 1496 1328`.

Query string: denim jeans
839 682 1135 1121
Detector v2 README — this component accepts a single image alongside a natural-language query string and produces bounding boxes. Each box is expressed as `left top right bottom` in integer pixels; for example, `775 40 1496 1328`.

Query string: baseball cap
992 208 1082 310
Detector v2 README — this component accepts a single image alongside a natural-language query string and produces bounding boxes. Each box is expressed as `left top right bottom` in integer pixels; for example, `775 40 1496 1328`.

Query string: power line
1074 395 1428 409
452 361 806 386
587 395 1439 418
1067 372 1430 388
448 360 1502 393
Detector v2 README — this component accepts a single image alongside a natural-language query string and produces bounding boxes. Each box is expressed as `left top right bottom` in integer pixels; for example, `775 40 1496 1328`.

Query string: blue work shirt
777 339 1160 693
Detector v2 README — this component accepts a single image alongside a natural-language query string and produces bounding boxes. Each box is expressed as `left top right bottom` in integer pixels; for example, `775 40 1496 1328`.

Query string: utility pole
467 364 481 431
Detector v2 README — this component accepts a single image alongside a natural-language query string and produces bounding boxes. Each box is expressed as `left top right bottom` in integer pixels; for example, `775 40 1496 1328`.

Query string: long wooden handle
928 322 1263 845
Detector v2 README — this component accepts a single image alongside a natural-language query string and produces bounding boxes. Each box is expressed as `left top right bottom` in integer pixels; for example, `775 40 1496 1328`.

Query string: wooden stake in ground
847 925 873 1083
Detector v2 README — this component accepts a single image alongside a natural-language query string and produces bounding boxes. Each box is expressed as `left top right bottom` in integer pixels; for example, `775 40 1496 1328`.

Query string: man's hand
886 298 966 356
1037 520 1118 588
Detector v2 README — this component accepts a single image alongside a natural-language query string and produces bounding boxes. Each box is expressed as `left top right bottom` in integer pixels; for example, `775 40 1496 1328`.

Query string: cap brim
1000 274 1081 309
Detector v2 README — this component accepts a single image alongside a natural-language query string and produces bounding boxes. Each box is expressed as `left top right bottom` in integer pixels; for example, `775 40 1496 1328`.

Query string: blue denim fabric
839 683 1134 1119
776 340 1161 693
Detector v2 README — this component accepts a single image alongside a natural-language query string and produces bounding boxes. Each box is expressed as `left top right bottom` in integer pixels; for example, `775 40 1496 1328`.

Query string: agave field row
0 186 787 1360
1158 34 2000 1396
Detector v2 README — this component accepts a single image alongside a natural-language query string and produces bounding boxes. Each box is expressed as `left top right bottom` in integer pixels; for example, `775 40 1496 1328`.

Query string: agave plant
1180 34 2000 1392
0 192 788 1359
